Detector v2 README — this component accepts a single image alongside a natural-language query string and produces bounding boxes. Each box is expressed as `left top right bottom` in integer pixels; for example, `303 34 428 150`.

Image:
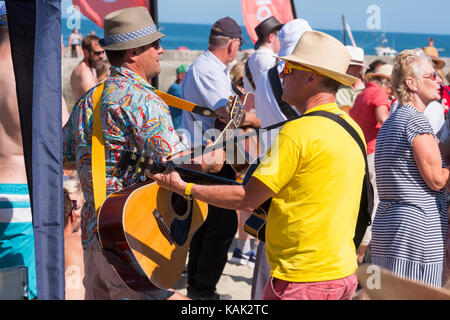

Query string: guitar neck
173 166 240 186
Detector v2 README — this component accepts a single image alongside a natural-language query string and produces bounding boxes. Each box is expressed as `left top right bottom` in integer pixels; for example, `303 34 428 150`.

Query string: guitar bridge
153 209 174 245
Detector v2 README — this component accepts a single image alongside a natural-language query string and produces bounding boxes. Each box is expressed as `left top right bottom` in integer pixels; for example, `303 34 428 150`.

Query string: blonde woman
372 49 449 287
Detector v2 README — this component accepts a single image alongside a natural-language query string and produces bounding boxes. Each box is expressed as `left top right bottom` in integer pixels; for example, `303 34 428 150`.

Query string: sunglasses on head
422 71 440 81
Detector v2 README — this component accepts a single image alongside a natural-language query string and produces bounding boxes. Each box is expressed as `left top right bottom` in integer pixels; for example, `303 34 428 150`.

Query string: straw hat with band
276 30 358 86
423 46 446 70
364 64 393 82
99 6 165 51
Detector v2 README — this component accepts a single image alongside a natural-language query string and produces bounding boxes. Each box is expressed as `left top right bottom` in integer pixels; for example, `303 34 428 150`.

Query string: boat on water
374 33 397 57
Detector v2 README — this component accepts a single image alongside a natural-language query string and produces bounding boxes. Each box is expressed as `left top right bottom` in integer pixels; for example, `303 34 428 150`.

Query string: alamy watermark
366 4 382 30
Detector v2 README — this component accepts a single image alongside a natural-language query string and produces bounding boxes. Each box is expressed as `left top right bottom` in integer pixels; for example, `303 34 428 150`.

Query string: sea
61 18 450 58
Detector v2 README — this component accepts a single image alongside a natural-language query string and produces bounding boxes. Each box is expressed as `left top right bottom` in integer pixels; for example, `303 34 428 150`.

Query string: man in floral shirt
63 7 217 300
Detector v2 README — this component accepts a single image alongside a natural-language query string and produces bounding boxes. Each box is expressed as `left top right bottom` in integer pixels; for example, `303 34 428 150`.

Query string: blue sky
56 0 449 35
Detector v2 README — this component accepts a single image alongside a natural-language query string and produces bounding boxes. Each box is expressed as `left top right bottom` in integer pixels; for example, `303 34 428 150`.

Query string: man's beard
88 56 100 69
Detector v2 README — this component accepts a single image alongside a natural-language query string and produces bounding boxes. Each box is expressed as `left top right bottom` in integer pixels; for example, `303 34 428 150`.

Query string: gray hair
391 48 432 104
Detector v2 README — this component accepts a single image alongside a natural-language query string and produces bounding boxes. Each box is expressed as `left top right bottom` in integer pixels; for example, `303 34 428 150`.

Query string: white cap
277 19 312 58
346 45 368 68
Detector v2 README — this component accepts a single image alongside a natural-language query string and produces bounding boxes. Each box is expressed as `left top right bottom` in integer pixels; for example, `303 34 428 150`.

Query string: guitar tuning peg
131 167 142 180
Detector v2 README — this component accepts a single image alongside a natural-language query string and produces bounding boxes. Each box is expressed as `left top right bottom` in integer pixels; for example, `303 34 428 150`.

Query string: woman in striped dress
372 49 449 287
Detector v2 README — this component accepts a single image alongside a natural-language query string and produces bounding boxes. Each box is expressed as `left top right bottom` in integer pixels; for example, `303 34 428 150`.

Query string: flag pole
149 0 159 89
290 0 297 19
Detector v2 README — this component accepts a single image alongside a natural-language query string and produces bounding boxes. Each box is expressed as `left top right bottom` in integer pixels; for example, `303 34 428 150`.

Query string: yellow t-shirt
252 102 365 282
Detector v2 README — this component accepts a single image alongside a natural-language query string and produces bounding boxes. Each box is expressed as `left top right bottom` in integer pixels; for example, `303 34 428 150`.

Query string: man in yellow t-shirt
150 31 366 300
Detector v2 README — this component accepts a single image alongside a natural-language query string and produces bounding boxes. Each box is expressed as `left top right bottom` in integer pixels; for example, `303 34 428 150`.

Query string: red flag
241 0 295 44
72 0 149 28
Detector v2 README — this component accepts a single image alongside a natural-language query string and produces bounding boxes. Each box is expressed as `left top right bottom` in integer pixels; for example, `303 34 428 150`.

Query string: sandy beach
175 237 255 300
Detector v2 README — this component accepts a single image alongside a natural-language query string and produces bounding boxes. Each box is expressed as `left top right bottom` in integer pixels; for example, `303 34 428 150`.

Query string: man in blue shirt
181 17 259 300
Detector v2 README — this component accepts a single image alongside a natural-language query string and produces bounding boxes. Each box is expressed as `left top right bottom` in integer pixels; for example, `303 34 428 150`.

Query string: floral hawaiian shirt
63 66 187 249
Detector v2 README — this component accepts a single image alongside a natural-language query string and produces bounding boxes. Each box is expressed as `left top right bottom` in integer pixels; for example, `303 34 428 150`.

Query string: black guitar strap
244 60 256 90
268 65 299 120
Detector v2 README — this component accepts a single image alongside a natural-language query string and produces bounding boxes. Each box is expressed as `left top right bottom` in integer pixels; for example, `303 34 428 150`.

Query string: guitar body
97 180 208 291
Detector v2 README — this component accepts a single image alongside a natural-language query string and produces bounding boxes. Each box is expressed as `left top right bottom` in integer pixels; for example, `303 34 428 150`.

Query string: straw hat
364 63 393 82
276 30 358 86
423 46 446 70
99 7 165 51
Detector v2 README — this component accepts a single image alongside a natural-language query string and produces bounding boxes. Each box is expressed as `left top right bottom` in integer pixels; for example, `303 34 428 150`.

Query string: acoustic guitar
97 151 240 292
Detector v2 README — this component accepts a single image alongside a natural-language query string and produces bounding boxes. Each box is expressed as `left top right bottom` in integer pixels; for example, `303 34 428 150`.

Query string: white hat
277 19 312 57
346 45 368 68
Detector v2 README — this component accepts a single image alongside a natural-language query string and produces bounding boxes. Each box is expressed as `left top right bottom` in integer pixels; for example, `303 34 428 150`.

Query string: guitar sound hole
170 192 189 219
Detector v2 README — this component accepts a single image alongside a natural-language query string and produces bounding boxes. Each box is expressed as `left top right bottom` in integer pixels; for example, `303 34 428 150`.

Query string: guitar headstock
116 148 170 181
225 95 245 128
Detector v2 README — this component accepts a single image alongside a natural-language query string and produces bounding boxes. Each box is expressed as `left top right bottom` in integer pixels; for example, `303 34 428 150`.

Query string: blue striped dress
372 104 448 287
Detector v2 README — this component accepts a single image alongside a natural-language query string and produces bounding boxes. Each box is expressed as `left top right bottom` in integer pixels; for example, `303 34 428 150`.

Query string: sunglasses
283 61 314 75
150 39 161 50
422 71 440 81
92 49 105 56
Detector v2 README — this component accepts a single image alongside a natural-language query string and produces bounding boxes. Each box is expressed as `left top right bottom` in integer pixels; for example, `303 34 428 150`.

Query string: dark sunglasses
150 39 161 50
92 49 105 56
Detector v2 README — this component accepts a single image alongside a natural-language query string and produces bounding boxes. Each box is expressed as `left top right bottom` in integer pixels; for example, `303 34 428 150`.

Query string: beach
175 237 255 300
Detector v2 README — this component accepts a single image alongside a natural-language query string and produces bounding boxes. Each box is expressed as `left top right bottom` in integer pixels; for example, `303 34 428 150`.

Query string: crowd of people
1 4 450 300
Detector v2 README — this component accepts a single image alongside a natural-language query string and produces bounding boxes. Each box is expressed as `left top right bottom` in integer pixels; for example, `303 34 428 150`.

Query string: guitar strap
244 60 256 90
92 82 107 214
267 65 299 120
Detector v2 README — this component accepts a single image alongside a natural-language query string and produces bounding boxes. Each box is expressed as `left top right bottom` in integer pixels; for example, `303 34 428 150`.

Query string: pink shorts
262 273 358 300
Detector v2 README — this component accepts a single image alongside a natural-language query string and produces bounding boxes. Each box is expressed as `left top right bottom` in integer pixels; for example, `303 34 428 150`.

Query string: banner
72 0 149 28
6 0 65 299
241 0 296 44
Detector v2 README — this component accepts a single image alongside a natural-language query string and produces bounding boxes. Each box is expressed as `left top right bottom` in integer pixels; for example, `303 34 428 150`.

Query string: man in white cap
63 6 219 300
336 46 368 113
150 30 366 300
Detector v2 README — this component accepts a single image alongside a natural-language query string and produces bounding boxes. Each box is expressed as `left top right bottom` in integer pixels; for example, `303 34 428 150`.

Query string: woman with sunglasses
371 49 449 288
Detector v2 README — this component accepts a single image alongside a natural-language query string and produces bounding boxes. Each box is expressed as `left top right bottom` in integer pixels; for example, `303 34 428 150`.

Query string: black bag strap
268 65 299 120
304 111 368 161
303 111 374 248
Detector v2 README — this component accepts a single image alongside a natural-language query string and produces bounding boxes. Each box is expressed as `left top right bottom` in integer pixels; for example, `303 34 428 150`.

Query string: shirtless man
0 6 69 299
70 34 105 102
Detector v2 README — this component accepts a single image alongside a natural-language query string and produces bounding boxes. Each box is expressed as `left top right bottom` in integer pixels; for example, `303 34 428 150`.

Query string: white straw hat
276 31 358 86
